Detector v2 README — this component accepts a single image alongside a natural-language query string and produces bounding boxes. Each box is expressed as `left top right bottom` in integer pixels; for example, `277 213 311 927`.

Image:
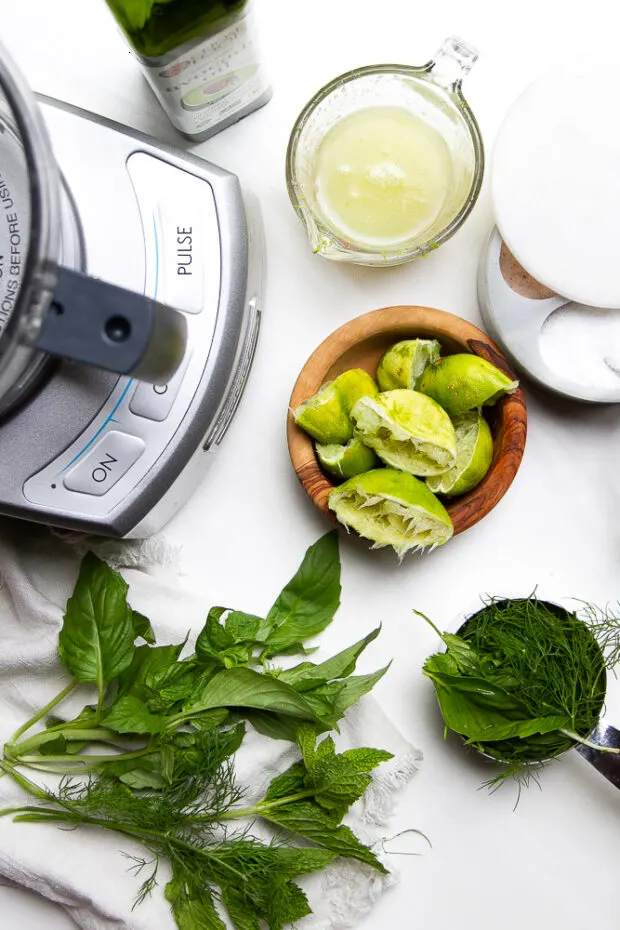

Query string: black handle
34 267 187 383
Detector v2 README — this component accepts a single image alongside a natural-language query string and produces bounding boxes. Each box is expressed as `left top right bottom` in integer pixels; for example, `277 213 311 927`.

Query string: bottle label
141 9 269 136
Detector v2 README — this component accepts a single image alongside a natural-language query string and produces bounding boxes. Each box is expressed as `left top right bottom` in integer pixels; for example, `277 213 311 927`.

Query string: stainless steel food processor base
0 97 263 537
478 228 620 404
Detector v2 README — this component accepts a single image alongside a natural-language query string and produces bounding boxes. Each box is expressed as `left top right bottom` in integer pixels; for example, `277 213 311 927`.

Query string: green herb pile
421 596 619 785
0 532 396 929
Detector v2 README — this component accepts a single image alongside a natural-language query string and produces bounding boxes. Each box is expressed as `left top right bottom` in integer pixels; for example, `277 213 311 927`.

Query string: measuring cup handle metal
576 718 620 790
33 267 187 383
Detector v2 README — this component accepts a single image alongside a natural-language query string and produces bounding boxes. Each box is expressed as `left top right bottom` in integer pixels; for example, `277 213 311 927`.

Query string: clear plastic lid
0 39 187 407
0 41 62 402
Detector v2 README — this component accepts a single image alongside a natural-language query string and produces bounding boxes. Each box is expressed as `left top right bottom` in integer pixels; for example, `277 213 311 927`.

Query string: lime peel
417 354 519 417
376 339 441 391
328 468 454 556
316 437 378 480
426 410 493 497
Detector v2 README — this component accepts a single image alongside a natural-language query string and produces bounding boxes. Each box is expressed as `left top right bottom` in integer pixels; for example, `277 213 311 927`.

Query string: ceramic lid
491 55 620 309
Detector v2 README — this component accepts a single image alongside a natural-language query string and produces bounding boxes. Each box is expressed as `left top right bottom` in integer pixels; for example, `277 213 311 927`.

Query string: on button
63 432 145 497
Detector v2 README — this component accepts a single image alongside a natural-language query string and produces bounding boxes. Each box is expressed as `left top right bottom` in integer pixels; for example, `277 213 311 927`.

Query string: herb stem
0 759 49 799
559 728 620 754
8 680 78 744
10 727 119 757
17 746 155 766
5 807 248 882
219 790 317 822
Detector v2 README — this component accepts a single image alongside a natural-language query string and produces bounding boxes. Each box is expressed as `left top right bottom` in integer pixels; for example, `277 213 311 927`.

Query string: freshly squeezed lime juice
312 107 453 249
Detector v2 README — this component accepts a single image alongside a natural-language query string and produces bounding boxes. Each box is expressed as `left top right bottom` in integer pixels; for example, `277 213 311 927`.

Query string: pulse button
63 432 145 497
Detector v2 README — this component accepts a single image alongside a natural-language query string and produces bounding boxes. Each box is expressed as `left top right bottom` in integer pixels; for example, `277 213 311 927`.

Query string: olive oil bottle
104 0 271 141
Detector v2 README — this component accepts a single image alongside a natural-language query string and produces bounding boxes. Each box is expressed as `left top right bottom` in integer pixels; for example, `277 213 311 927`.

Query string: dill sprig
1 723 389 929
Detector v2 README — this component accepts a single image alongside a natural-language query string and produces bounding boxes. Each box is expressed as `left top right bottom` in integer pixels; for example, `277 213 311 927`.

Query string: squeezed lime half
332 368 379 412
293 382 353 444
426 410 493 497
293 368 378 444
417 354 518 417
350 389 457 476
316 437 378 480
328 468 454 555
376 339 441 391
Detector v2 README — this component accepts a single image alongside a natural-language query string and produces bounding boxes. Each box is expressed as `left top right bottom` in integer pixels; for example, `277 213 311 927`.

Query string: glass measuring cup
286 37 484 266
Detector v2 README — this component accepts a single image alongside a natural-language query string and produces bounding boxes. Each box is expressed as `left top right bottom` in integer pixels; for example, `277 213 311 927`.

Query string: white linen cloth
0 519 421 930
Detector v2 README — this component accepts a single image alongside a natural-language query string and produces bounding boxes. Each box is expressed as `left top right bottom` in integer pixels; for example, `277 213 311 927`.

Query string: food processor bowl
0 39 187 420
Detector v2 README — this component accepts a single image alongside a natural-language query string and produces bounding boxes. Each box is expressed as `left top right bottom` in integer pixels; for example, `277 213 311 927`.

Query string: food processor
478 57 620 403
0 42 263 538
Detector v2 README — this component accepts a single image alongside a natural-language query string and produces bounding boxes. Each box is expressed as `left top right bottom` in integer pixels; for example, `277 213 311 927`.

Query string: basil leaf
244 711 314 743
424 659 570 741
303 666 390 725
105 753 165 789
262 532 341 656
261 801 386 873
58 553 135 691
224 611 264 644
103 695 166 734
442 633 482 674
132 610 156 645
116 643 185 701
182 668 327 723
196 608 258 669
196 608 235 658
278 627 381 692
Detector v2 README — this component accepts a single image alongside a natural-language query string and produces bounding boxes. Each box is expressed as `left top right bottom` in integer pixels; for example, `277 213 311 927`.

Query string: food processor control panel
24 153 223 515
1 98 263 537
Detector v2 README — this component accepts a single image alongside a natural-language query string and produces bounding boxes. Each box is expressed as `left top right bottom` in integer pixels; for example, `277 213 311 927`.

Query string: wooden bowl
287 306 527 538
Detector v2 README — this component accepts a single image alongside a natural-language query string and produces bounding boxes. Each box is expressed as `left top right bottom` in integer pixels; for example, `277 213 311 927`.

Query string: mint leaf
263 879 311 927
264 761 306 801
165 868 225 930
262 532 341 656
58 553 135 693
260 802 386 872
296 724 318 766
278 628 381 692
220 889 261 930
341 748 393 771
103 695 166 734
296 732 374 811
132 610 156 645
271 846 337 879
182 668 327 723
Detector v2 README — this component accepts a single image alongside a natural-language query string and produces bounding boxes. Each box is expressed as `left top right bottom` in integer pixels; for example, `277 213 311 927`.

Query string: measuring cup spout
427 36 479 91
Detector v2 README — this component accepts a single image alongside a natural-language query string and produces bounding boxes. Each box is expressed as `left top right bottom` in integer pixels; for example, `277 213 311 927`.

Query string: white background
2 0 620 927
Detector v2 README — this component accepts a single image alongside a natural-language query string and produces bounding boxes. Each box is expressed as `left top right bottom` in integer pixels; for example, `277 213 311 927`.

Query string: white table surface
2 1 620 927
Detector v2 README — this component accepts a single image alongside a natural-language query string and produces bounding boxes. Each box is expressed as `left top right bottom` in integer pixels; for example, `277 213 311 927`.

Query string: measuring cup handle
428 36 479 90
33 267 187 383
